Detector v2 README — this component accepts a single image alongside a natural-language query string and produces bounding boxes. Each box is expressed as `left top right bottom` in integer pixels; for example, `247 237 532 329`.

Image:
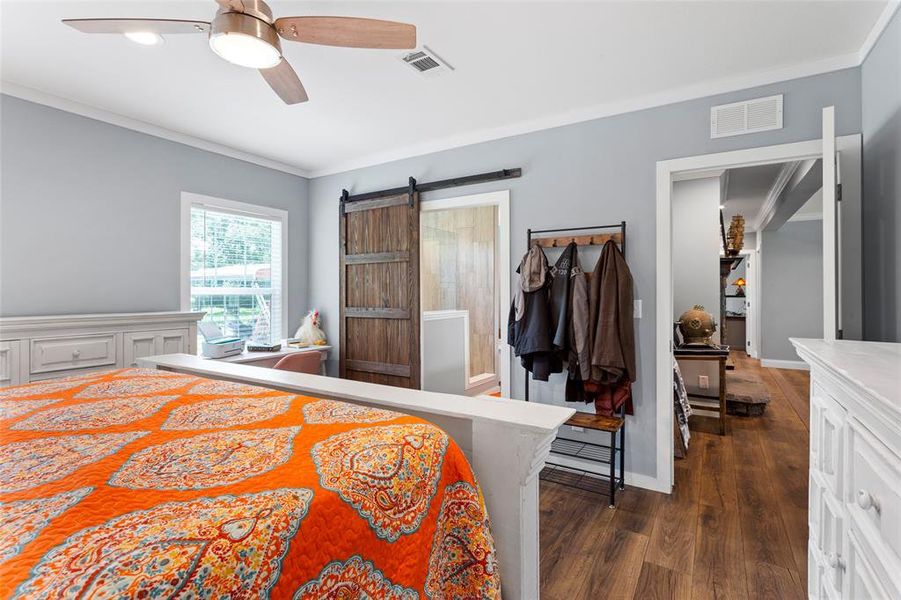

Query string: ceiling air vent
711 94 783 139
399 46 453 79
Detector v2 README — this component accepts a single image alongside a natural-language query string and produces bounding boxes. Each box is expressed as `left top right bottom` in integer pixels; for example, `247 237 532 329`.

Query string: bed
0 367 502 598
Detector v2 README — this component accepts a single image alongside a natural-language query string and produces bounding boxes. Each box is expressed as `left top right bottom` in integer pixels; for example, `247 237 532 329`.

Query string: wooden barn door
340 191 421 388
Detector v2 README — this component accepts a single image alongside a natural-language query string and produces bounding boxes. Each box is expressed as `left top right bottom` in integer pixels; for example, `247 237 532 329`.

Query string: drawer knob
72 350 81 358
827 552 845 571
857 489 881 514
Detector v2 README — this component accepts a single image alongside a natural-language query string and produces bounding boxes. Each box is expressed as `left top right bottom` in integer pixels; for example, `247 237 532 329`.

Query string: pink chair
273 351 322 374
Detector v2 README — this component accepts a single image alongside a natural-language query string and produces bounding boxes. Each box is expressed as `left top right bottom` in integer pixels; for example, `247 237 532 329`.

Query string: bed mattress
0 368 500 599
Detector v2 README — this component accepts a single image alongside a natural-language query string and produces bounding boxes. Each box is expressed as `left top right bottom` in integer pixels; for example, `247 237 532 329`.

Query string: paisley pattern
189 380 270 396
110 427 301 490
0 380 85 399
75 376 196 398
15 489 313 599
0 488 93 563
162 395 295 430
0 432 147 493
312 424 448 541
302 399 401 424
115 367 190 378
0 398 61 421
11 395 175 431
425 482 501 599
293 556 418 600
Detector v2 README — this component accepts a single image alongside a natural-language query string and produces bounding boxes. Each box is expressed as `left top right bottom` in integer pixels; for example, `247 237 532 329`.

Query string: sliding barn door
340 191 421 388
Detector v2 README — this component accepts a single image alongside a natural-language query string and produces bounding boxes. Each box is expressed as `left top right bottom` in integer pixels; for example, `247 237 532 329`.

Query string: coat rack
520 221 628 505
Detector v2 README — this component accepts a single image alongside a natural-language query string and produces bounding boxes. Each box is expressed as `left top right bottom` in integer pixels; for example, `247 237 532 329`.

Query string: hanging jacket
507 246 561 381
568 248 592 381
549 242 577 354
586 240 636 415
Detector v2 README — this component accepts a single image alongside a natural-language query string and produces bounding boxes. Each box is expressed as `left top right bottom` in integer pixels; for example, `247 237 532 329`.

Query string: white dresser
0 312 204 386
792 338 901 600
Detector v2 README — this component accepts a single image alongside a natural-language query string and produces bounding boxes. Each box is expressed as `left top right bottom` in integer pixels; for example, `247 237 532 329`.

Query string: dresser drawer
847 418 901 565
846 529 899 600
817 488 845 595
811 391 846 498
29 334 118 374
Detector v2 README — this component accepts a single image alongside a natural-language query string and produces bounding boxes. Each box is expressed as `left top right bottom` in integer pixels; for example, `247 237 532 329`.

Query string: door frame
655 131 860 492
419 190 512 397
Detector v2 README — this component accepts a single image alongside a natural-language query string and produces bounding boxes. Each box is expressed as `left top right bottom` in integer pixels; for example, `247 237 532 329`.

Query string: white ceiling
1 1 891 176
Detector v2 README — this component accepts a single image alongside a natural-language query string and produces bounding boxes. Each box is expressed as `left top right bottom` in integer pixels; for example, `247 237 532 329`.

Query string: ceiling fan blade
260 59 309 105
215 0 245 13
63 18 210 34
275 16 416 49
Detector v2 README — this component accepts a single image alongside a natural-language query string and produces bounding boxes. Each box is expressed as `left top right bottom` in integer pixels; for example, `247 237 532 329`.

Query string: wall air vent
399 46 453 79
711 94 783 139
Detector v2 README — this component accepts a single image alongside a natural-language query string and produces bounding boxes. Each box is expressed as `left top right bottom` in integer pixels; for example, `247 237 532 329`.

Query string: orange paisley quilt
0 368 501 599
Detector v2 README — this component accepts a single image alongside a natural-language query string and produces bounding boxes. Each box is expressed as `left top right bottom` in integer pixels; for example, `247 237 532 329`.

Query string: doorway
654 108 862 491
419 190 511 397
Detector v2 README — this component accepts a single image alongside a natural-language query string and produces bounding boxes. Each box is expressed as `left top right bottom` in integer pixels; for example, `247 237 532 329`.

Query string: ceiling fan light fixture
209 12 281 69
124 31 164 46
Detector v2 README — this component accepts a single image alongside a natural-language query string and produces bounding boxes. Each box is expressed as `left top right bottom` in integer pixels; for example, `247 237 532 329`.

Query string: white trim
308 52 859 177
420 190 512 398
858 0 901 63
655 134 860 495
752 161 801 231
822 107 837 342
179 191 290 340
1 82 311 178
760 358 811 371
788 213 823 223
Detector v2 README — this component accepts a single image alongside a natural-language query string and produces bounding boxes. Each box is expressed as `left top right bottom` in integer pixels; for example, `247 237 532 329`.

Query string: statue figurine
294 310 327 346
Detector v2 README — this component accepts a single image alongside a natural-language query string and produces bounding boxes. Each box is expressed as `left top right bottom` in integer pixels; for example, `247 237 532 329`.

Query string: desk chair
273 351 321 374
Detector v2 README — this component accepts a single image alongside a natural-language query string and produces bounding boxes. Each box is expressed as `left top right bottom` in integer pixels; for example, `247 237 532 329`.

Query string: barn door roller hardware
340 167 521 213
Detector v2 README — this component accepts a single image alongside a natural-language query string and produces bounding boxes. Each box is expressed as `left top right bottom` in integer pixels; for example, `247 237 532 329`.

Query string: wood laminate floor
539 352 810 600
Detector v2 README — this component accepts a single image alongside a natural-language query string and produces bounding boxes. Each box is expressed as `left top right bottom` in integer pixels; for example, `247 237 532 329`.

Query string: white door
822 106 838 341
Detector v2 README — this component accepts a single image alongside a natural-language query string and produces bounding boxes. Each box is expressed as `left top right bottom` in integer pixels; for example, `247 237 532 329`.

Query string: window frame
180 191 289 341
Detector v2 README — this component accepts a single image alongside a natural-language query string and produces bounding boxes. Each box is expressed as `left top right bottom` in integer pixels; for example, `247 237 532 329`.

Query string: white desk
202 343 331 375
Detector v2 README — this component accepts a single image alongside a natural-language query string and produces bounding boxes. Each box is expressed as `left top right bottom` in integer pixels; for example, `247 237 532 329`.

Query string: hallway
539 353 810 599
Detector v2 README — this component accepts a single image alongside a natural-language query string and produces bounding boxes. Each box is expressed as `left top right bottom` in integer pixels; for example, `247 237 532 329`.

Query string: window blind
190 205 283 344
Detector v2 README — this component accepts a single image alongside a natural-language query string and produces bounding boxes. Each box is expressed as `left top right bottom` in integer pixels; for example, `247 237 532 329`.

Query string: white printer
198 322 245 359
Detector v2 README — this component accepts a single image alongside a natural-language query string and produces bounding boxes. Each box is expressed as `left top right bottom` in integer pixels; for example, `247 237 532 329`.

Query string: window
181 193 287 345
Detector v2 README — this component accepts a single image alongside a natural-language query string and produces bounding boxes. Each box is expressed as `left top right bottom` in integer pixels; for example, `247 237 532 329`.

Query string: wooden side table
674 345 729 435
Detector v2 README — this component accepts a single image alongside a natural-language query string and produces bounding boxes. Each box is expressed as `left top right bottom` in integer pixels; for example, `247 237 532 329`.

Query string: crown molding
752 161 802 231
0 82 312 179
308 51 860 177
859 0 900 63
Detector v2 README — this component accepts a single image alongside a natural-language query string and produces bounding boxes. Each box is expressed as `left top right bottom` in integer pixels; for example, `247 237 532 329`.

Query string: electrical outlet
571 426 584 433
634 299 642 319
699 375 709 389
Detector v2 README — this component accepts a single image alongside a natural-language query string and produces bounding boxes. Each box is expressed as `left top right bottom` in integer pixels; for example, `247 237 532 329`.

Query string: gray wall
760 220 824 361
862 8 901 342
309 68 862 479
672 177 721 332
0 95 310 330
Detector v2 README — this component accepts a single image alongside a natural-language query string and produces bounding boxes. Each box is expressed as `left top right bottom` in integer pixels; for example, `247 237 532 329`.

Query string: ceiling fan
62 0 417 104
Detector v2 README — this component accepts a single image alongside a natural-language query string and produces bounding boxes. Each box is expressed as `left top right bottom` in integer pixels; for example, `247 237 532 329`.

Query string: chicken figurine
294 310 327 346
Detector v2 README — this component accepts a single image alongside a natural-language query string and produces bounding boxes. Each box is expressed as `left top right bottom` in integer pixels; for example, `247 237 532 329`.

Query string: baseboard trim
761 358 810 371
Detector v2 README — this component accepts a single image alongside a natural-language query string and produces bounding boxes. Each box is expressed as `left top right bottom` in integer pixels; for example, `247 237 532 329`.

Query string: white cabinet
123 329 190 367
0 341 21 387
0 312 203 385
793 338 901 600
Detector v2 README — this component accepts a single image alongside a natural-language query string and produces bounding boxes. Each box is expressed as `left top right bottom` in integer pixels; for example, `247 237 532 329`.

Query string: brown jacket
589 240 635 385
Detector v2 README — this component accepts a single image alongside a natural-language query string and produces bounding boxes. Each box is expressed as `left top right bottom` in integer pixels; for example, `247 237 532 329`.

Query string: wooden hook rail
530 231 623 249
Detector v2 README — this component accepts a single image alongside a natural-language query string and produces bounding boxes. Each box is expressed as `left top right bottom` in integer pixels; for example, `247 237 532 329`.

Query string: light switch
634 299 642 319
